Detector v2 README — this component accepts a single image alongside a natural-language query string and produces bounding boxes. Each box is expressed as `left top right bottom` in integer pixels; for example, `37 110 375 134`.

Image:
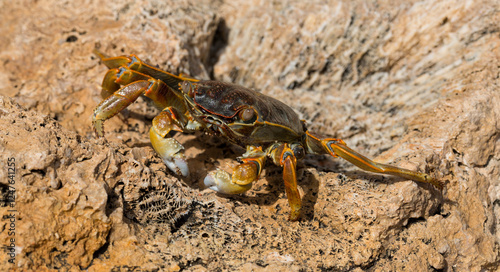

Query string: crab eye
239 108 256 123
181 81 194 95
292 145 305 159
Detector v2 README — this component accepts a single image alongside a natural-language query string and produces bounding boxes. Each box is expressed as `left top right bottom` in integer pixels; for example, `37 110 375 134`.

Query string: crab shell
182 80 306 146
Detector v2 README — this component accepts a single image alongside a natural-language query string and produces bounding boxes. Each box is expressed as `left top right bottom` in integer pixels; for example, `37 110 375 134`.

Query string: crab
92 50 442 221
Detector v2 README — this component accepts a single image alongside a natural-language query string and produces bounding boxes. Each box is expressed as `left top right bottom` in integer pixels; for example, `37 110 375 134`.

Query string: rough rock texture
0 0 499 271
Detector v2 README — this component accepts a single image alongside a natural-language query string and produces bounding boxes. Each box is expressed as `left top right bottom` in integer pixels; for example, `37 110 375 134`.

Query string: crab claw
164 153 189 177
149 128 189 177
204 168 253 194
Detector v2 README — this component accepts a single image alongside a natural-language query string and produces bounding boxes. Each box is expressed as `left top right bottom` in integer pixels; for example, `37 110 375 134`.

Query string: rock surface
0 0 499 271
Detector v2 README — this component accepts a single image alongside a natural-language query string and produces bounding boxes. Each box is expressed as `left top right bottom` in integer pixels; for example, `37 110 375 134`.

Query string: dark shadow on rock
208 18 230 79
298 168 321 221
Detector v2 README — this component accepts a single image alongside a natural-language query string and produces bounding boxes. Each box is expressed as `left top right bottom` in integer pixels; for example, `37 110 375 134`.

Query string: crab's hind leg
98 63 153 99
93 50 131 69
94 50 197 91
305 131 442 190
204 146 266 195
149 108 191 176
95 49 159 99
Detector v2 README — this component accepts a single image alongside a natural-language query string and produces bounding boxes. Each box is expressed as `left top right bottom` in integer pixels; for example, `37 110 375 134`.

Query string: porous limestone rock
0 0 498 271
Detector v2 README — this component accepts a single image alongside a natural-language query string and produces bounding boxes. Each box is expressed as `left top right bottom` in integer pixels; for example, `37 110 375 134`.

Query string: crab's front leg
204 146 266 194
93 77 192 176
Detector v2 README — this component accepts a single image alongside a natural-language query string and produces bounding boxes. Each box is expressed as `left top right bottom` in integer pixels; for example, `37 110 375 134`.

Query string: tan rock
0 0 498 271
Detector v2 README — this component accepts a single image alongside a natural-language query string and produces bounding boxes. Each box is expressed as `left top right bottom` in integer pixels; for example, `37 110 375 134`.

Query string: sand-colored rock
0 0 498 271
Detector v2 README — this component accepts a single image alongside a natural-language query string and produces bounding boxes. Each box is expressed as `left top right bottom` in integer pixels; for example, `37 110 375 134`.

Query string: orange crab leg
93 80 151 137
100 67 152 98
100 68 121 99
305 131 442 189
93 50 131 69
94 50 198 91
268 143 302 221
324 139 442 189
279 145 301 221
233 157 265 186
93 78 175 133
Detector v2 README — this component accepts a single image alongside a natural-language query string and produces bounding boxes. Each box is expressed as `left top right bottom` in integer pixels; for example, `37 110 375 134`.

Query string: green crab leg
204 146 266 194
305 131 442 189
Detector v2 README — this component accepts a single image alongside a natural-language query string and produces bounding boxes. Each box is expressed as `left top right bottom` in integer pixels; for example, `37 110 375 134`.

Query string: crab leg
324 139 442 189
93 76 193 176
99 66 153 97
94 50 197 91
94 50 134 69
100 68 120 99
204 146 266 194
274 144 302 221
93 51 200 176
305 131 442 189
93 80 151 137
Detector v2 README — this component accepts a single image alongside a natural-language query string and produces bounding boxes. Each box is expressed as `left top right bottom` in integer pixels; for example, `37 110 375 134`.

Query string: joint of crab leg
114 67 151 85
100 67 151 100
233 159 262 185
149 126 189 176
128 55 140 68
152 109 184 136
